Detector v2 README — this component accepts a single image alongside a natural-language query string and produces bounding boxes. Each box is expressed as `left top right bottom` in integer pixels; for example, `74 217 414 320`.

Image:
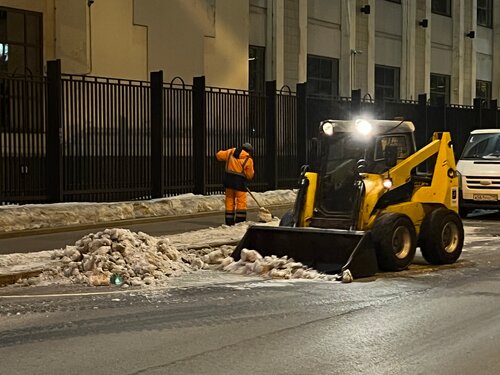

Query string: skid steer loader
232 119 464 279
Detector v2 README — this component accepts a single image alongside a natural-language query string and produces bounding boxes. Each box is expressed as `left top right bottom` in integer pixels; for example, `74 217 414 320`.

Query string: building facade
0 0 498 105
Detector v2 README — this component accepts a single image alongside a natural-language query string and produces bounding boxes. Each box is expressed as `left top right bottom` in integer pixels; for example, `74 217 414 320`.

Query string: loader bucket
231 225 379 278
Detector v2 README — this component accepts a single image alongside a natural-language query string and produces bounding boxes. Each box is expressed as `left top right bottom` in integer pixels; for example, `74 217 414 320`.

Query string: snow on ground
0 190 341 288
0 190 296 233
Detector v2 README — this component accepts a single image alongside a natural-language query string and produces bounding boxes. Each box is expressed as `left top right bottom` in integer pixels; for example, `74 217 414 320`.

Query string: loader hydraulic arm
386 132 458 208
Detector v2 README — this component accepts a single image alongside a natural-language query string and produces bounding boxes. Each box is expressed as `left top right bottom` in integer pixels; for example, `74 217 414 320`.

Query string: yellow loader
232 119 464 279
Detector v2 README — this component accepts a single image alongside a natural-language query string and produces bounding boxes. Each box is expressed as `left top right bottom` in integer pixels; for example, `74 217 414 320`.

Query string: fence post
473 98 482 129
265 81 277 190
46 60 63 203
296 82 307 167
351 89 361 118
150 70 164 198
193 76 206 195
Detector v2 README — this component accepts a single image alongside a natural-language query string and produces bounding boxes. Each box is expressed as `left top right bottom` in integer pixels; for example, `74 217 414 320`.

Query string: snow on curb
0 190 296 233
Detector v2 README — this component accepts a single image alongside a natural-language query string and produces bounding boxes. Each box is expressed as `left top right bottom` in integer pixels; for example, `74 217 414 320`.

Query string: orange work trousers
225 188 247 225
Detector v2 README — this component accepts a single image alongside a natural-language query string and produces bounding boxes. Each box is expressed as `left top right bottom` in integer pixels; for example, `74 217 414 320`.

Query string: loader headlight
321 121 335 136
355 119 373 136
383 178 393 189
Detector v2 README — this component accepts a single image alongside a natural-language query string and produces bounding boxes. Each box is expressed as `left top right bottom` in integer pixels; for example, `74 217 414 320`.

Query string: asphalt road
0 212 499 374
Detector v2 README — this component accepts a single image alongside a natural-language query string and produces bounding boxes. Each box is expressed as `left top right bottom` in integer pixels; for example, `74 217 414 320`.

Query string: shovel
246 187 275 222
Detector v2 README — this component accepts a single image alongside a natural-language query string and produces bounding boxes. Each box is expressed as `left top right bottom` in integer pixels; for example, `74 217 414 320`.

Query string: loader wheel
372 213 417 271
279 210 294 227
419 208 464 265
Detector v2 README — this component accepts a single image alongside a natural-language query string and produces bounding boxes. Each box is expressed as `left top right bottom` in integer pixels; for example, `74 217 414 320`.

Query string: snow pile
45 228 206 287
27 226 339 287
218 249 339 281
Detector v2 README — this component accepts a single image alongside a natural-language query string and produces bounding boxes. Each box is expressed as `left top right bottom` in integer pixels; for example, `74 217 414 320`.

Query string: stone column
340 0 356 96
415 0 431 97
401 0 416 100
297 0 307 83
464 0 477 104
267 0 285 88
451 0 465 104
492 1 500 100
366 0 375 98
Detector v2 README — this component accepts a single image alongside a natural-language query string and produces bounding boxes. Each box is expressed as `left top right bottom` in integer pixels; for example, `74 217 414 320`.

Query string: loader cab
312 120 416 228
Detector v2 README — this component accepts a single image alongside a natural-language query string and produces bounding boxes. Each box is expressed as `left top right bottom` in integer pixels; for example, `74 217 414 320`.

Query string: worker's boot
225 211 235 226
235 210 247 223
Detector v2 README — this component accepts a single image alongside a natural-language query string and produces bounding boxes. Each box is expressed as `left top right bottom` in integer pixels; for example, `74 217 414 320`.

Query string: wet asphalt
0 211 499 374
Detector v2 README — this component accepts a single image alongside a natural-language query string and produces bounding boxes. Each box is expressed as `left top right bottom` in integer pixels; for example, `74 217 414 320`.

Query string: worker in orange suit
216 143 255 225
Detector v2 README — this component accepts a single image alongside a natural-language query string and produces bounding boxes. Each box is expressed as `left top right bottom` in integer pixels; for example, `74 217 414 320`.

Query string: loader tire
279 210 294 227
372 213 417 271
419 208 464 265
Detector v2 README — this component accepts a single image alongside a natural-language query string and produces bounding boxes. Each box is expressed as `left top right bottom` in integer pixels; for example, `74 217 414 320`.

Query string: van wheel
372 213 417 271
279 210 294 227
419 208 464 265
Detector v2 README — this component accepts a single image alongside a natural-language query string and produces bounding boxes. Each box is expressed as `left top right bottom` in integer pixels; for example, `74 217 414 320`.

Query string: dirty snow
0 190 296 233
0 190 343 288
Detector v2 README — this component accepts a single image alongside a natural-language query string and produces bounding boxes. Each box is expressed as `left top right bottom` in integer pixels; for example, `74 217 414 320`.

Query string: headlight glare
355 119 373 136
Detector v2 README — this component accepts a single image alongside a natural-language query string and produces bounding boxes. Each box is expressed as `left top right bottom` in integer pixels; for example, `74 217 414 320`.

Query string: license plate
473 194 497 201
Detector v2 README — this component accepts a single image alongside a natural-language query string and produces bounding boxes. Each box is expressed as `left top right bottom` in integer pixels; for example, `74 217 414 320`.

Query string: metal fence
0 74 48 203
1 59 500 205
163 78 193 196
61 75 151 202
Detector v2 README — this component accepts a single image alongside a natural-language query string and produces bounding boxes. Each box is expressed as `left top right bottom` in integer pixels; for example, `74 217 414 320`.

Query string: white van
456 129 500 217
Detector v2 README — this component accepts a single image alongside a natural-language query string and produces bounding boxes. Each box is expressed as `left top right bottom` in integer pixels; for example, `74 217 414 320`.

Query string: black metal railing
2 59 500 205
0 74 48 203
61 74 151 202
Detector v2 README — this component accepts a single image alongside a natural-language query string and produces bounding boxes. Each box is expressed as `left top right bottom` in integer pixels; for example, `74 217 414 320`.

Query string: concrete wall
203 0 249 89
476 26 492 81
307 0 341 58
375 0 402 67
0 0 498 104
430 13 453 75
135 0 248 88
89 0 147 80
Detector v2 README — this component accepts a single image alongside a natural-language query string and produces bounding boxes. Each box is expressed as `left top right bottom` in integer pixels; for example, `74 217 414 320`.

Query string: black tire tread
372 213 417 271
419 207 464 265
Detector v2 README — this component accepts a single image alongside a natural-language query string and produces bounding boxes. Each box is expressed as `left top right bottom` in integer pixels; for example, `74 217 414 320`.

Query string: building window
0 7 43 75
430 73 450 105
476 80 492 100
249 45 265 94
432 0 451 16
375 65 400 102
307 55 339 97
477 0 493 28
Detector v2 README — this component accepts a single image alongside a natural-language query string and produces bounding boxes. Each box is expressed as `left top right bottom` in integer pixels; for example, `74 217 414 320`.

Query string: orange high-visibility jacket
216 147 254 191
